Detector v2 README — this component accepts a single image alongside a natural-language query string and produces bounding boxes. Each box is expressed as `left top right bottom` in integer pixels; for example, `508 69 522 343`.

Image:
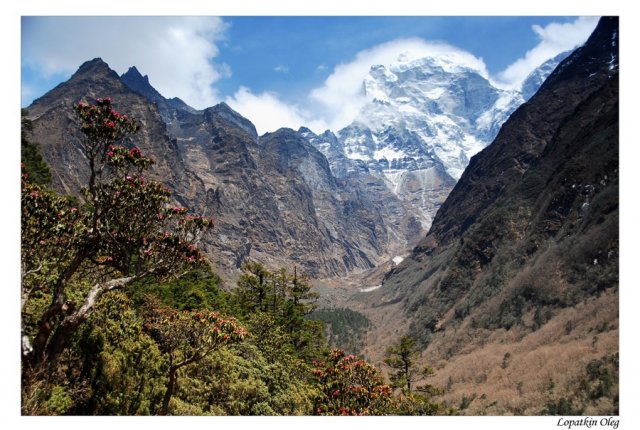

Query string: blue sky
217 16 582 97
22 16 599 133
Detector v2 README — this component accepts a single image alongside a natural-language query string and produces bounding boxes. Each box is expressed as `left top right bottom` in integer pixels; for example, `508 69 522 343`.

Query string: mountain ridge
26 58 427 280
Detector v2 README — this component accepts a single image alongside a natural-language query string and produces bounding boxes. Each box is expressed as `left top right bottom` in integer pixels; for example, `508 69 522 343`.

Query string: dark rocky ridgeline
361 17 618 414
120 66 196 117
26 58 426 280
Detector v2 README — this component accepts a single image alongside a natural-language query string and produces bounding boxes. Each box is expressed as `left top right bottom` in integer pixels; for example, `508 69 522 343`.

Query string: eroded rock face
168 108 428 278
26 58 426 280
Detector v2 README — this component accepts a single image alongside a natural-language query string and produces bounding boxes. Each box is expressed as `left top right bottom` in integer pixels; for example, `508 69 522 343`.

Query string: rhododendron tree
21 98 214 369
142 297 247 415
312 349 393 415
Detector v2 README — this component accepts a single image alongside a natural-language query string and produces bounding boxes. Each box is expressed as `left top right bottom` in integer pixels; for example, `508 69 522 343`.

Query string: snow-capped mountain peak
303 49 570 227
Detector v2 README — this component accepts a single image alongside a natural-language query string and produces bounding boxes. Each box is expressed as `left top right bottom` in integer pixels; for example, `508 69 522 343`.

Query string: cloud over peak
309 38 490 131
22 16 229 109
496 16 599 88
225 87 329 135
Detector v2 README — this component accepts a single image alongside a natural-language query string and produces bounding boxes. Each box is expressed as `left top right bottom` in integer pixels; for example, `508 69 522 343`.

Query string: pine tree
384 336 420 392
384 335 438 394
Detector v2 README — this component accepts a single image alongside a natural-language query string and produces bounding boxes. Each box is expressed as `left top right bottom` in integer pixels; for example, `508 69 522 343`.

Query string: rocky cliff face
26 59 426 280
357 17 619 415
167 104 427 278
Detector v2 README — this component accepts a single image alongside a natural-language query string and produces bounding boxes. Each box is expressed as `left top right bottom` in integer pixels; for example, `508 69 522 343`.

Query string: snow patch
392 256 404 265
397 104 422 115
374 146 407 161
608 53 618 71
382 170 406 194
359 285 382 292
345 151 369 161
425 87 445 99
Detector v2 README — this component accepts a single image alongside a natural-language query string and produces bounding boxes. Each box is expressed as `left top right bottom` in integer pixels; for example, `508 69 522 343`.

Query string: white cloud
274 65 289 73
225 87 328 135
496 16 599 89
22 16 229 109
308 38 489 131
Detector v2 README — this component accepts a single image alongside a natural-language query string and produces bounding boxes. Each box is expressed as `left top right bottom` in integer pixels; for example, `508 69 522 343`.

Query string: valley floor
312 263 618 416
